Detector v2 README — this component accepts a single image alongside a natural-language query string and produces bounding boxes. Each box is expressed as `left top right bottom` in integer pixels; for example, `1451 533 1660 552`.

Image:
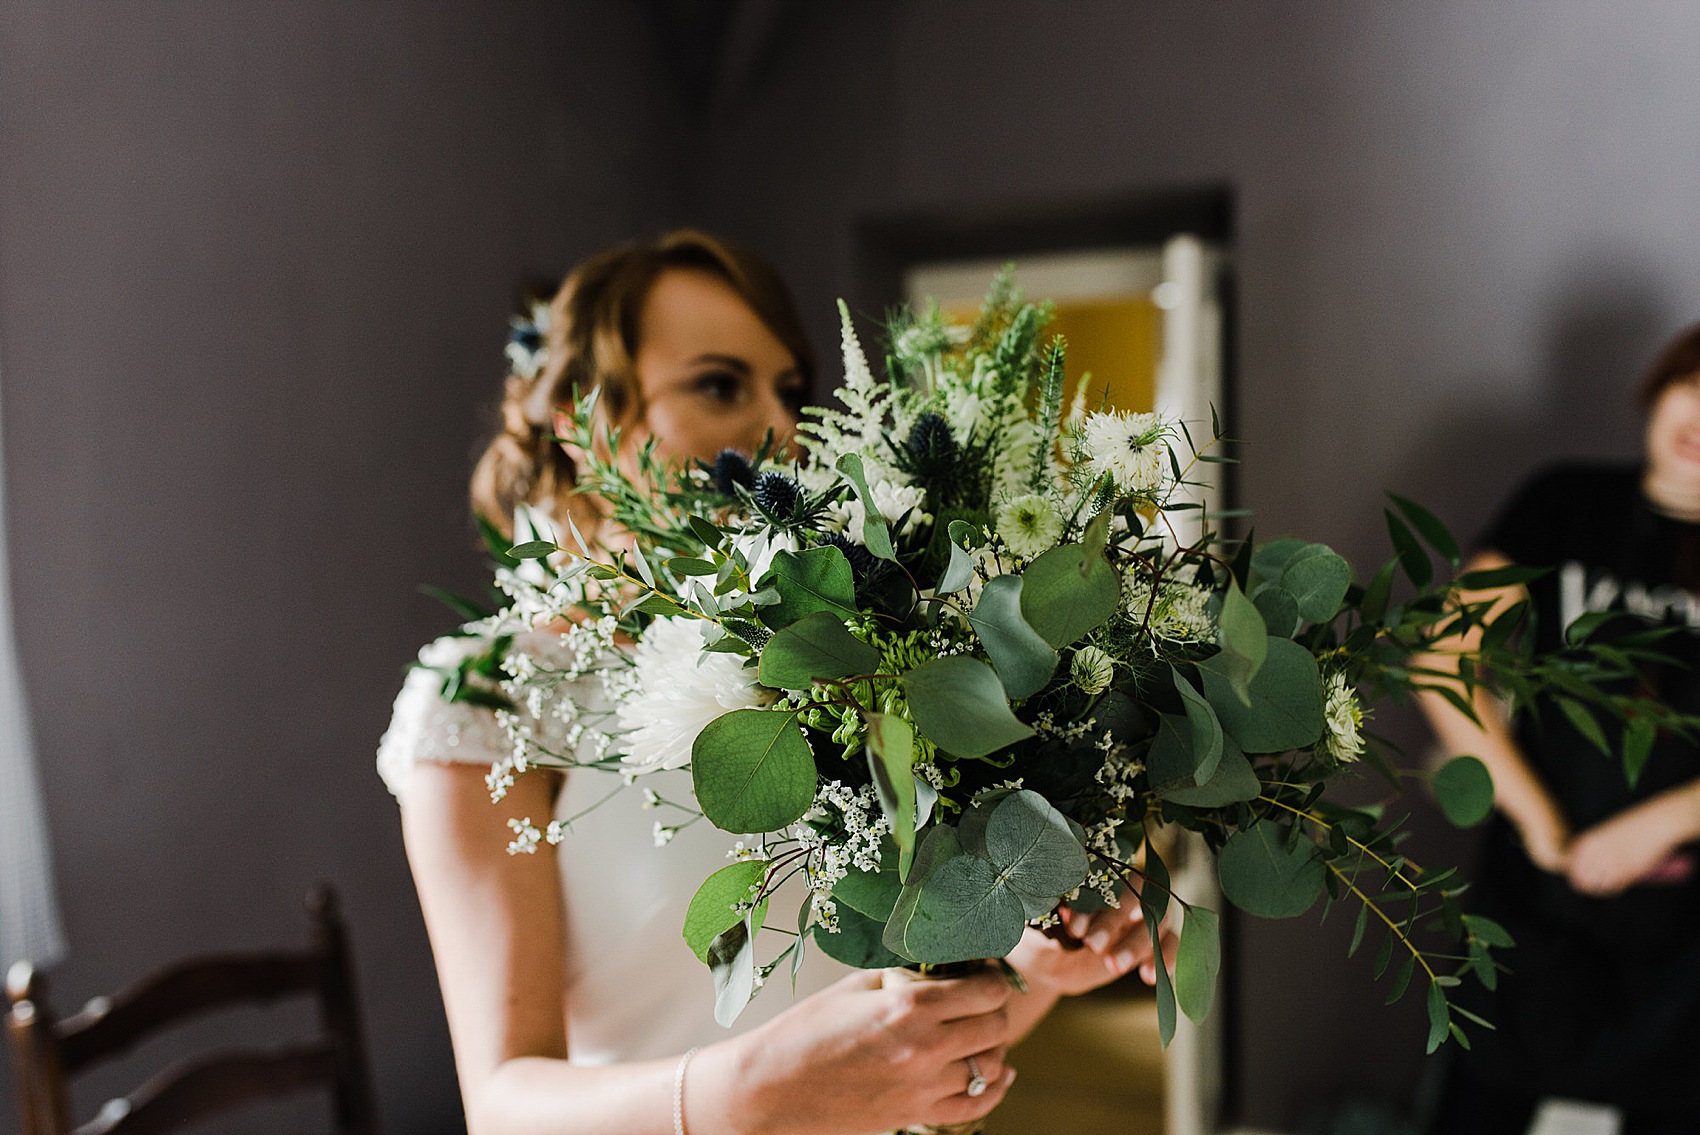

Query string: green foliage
761 547 859 628
684 861 768 962
967 575 1059 698
691 709 817 833
901 656 1035 759
1431 756 1494 827
1019 542 1121 647
758 610 881 691
1218 822 1325 918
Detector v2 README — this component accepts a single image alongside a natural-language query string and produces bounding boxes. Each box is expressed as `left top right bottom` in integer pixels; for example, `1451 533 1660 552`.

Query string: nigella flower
1081 411 1168 497
1125 575 1213 644
995 492 1064 559
712 449 757 496
1070 645 1116 696
755 471 802 521
1322 671 1366 762
616 616 776 772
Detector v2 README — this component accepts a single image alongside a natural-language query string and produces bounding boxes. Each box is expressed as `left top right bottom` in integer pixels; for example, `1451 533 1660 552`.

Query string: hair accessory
965 1054 988 1098
674 1045 701 1135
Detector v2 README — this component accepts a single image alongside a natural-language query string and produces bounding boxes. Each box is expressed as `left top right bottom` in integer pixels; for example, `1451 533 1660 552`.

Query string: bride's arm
401 760 1017 1135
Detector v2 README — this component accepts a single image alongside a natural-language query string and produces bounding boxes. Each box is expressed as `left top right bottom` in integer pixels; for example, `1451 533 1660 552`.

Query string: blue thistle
907 412 957 471
712 449 756 496
754 472 801 520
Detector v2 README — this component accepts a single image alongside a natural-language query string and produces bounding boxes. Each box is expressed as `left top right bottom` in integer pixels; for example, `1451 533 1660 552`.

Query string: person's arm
401 760 1017 1135
1567 776 1700 896
1412 550 1573 873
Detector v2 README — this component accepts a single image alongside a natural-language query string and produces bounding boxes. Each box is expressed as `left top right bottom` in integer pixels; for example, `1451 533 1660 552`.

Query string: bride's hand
689 967 1016 1135
1008 900 1179 998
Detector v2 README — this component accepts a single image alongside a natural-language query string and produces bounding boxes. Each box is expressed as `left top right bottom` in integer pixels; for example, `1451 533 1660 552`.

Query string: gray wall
680 0 1700 1126
5 2 1700 1132
0 3 679 1130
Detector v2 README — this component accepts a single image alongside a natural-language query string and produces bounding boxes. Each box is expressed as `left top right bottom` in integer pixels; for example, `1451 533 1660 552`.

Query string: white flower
1081 412 1168 497
616 616 775 771
1071 646 1115 695
834 473 930 542
1323 671 1365 762
996 492 1064 559
1125 575 1214 643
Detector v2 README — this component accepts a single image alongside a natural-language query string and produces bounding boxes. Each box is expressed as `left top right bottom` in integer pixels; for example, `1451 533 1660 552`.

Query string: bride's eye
779 381 808 414
692 370 746 406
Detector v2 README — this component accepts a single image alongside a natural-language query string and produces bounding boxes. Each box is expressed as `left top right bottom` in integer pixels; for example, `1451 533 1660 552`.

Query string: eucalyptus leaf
937 539 975 594
1159 744 1261 807
1173 669 1225 784
1385 510 1433 590
1431 755 1494 828
968 575 1059 698
1425 979 1450 1054
1217 580 1269 699
1199 636 1324 753
684 860 767 961
814 903 906 969
866 713 917 875
832 844 902 921
835 453 897 561
1389 492 1462 568
1251 586 1301 639
1019 542 1122 648
507 539 558 560
1218 823 1325 919
761 547 859 629
1624 715 1656 789
692 709 817 833
758 610 881 690
1175 906 1220 1025
901 656 1035 759
1275 543 1353 623
979 790 1090 919
883 850 1026 964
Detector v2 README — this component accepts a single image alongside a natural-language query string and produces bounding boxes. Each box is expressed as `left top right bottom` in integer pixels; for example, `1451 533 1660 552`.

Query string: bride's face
628 267 806 465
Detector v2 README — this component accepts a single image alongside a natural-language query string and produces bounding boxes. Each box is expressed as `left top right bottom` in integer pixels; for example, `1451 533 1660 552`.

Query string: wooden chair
5 885 380 1135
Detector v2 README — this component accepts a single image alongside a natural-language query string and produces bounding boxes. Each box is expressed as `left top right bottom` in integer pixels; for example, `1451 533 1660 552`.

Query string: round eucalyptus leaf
1218 823 1325 919
832 849 902 921
684 861 768 961
1019 543 1122 648
1199 636 1323 753
901 656 1035 759
1159 745 1261 807
1277 543 1353 623
761 547 858 629
968 575 1059 698
1216 580 1269 696
883 852 1027 963
980 790 1090 919
1432 755 1495 828
1251 585 1301 639
692 709 817 833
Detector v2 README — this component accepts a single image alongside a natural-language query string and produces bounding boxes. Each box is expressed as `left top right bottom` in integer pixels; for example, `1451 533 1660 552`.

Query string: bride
378 230 1169 1135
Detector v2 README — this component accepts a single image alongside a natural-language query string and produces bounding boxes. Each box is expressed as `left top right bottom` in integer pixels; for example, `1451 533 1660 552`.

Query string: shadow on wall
1389 263 1675 545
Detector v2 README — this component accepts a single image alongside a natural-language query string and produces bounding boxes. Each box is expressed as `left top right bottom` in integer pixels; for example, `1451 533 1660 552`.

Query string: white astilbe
797 301 894 461
793 781 892 933
615 616 775 772
1323 671 1366 762
1125 574 1215 644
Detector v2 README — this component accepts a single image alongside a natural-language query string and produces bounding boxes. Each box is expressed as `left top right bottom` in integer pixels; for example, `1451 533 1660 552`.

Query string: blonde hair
470 230 814 538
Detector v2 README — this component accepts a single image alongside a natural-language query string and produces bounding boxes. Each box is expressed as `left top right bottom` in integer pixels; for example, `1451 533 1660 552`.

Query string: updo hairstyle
1639 320 1700 410
470 229 816 537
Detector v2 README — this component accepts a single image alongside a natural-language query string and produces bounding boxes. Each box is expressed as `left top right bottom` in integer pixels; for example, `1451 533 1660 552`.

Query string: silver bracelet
673 1046 701 1135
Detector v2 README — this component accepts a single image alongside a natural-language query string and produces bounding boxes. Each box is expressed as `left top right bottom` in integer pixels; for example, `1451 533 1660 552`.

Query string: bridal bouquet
478 272 1685 1053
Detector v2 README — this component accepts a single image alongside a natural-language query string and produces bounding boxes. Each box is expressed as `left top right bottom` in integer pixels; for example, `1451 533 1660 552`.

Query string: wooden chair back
5 885 379 1135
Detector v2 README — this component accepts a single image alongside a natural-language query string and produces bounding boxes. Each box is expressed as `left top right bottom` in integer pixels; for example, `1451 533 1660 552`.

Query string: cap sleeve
376 635 516 803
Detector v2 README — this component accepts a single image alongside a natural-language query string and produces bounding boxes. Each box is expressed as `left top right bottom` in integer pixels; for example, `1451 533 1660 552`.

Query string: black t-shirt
1457 462 1700 1108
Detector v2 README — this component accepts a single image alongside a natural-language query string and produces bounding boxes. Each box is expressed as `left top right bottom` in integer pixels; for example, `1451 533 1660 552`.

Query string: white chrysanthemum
833 475 930 542
616 616 775 771
1125 575 1215 643
1071 645 1115 695
1081 411 1167 497
996 492 1064 559
1323 671 1366 762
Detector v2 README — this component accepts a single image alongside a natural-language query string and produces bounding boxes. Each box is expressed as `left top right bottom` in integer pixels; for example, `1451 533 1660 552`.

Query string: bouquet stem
882 961 993 1135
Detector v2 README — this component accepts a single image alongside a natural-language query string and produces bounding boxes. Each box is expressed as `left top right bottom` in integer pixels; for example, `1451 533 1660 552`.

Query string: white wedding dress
378 630 851 1065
